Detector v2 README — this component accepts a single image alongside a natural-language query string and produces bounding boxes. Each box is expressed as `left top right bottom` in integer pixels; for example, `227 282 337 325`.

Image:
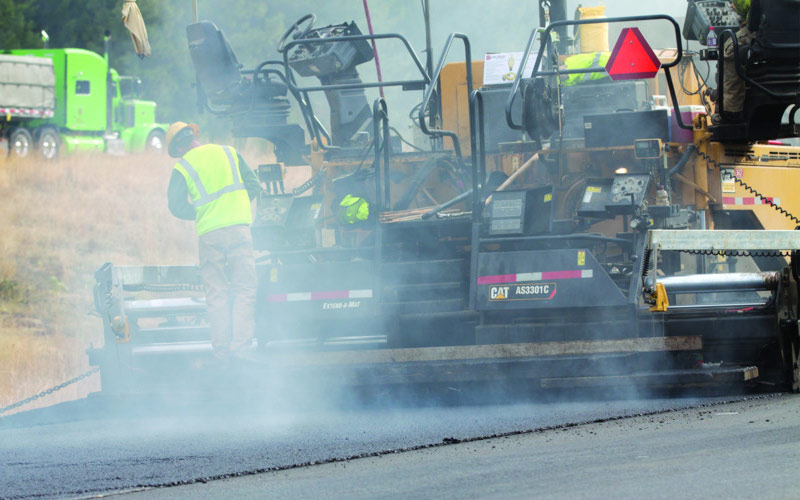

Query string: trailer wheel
38 128 59 160
9 128 33 158
145 129 166 153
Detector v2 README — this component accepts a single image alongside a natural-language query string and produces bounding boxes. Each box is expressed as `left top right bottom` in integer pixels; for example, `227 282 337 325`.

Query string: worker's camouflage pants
723 26 755 114
198 224 257 358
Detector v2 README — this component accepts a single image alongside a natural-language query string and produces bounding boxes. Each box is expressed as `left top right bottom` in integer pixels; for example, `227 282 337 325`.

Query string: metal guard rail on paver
198 56 335 149
469 89 487 220
417 32 474 168
246 61 332 147
504 15 691 133
373 98 391 213
281 33 430 93
280 32 429 152
414 32 477 220
371 98 389 306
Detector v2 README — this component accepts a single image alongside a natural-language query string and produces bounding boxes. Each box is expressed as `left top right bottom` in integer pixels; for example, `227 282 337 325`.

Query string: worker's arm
237 154 261 201
167 170 196 221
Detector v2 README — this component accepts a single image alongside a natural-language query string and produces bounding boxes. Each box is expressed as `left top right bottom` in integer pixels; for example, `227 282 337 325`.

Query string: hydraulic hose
668 144 696 177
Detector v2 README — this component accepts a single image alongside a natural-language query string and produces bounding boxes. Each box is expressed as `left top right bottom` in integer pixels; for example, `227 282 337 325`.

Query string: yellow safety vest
562 52 611 86
173 144 252 236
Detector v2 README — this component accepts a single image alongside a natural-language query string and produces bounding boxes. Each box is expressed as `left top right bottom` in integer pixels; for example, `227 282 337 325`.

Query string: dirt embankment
0 153 197 413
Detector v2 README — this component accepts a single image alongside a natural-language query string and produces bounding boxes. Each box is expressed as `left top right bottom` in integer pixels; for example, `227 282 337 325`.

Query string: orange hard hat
165 121 199 157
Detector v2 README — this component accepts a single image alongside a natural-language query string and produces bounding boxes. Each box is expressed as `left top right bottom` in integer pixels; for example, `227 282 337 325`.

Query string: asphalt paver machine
91 1 800 395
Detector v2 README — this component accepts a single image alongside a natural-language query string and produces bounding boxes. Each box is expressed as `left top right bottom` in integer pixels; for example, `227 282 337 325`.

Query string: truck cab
109 69 165 153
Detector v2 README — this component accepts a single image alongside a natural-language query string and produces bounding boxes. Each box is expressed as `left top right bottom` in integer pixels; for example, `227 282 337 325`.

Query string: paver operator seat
716 0 800 141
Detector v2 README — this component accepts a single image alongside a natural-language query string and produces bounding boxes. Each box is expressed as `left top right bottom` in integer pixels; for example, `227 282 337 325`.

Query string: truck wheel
145 129 166 153
38 128 59 160
10 128 33 158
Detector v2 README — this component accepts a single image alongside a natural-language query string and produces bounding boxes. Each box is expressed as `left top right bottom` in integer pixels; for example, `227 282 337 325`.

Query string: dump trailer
0 54 56 158
2 46 167 159
90 1 800 395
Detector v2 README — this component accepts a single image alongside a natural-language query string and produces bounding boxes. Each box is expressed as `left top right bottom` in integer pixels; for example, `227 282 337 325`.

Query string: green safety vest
173 144 252 236
563 52 611 86
338 194 370 225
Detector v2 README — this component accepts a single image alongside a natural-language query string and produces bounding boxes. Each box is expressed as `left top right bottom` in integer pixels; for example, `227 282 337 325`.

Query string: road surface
1 388 791 499
123 393 798 500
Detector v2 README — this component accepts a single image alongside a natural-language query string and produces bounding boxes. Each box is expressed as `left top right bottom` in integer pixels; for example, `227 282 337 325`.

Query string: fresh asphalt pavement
0 384 774 500
124 393 800 500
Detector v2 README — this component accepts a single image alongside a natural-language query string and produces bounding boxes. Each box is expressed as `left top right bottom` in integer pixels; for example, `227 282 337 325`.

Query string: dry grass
0 152 197 414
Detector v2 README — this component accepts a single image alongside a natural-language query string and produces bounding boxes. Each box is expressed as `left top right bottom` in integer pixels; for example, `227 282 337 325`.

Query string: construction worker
720 0 755 122
165 122 262 362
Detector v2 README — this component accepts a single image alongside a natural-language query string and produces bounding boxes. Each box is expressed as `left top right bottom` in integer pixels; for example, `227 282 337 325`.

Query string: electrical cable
679 39 713 113
409 101 424 125
389 126 425 152
679 54 710 97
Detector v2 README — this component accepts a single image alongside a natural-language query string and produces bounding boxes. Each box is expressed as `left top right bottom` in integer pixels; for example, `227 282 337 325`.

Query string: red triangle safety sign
605 27 661 81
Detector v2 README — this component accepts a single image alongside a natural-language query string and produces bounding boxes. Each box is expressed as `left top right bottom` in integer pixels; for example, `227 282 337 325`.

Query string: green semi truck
0 47 166 159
